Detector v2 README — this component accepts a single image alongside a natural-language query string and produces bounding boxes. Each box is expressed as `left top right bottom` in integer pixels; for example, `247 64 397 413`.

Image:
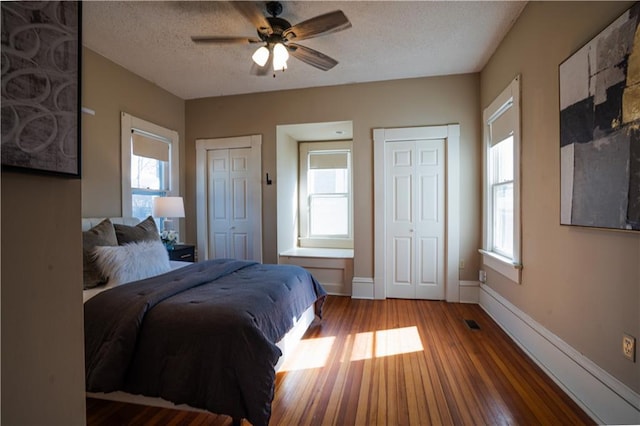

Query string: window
491 135 514 258
131 131 170 219
121 113 179 221
299 141 353 249
481 76 521 283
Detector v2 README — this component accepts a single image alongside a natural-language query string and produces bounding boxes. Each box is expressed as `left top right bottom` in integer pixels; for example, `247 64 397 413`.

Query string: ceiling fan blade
191 36 261 44
231 1 272 34
288 43 338 71
283 10 351 41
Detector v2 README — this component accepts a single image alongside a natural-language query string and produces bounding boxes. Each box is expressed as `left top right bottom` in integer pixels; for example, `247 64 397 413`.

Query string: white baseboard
355 278 479 302
479 284 640 425
352 277 374 299
459 280 480 304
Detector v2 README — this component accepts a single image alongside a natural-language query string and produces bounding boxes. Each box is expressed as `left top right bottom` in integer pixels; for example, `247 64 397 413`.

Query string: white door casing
385 139 445 299
196 135 262 262
373 125 460 302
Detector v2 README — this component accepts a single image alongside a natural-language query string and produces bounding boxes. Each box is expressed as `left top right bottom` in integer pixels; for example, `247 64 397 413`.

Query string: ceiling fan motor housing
259 16 291 42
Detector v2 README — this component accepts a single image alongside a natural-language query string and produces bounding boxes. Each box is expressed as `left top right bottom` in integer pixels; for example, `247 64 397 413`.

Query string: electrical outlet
459 260 465 269
623 334 636 362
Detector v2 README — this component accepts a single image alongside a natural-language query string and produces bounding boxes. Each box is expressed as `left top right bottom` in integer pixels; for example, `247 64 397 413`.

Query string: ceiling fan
191 1 352 75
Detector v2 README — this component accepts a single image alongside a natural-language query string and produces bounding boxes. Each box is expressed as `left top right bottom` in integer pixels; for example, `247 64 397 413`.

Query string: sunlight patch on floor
350 331 374 361
375 326 424 357
279 326 424 371
278 336 336 372
352 326 424 360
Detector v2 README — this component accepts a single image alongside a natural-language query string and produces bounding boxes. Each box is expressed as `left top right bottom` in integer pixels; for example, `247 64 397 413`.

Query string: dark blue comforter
84 259 326 426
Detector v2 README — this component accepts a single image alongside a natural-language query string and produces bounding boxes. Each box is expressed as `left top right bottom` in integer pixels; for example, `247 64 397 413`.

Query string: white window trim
121 112 179 217
481 76 522 284
299 140 353 249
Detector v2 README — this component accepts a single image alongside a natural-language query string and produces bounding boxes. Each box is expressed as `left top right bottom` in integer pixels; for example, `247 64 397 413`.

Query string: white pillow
93 240 171 286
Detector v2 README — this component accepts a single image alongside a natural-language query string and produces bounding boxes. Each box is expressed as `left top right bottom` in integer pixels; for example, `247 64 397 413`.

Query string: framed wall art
1 1 82 178
559 2 639 231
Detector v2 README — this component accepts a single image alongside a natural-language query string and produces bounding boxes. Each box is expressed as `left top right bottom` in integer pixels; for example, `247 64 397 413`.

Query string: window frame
299 140 353 249
121 112 179 219
480 76 522 283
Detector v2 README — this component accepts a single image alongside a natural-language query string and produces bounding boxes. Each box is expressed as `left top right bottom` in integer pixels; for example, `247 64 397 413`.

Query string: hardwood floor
87 296 593 425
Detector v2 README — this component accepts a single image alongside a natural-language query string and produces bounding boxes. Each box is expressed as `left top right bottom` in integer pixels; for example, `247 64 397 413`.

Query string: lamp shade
153 196 185 218
252 46 269 67
272 42 289 71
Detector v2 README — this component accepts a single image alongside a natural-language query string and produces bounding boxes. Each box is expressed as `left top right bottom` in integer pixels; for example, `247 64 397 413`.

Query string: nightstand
168 244 195 262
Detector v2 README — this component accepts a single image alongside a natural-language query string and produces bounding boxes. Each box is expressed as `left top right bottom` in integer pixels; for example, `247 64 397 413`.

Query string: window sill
479 249 522 284
298 238 353 250
280 247 354 259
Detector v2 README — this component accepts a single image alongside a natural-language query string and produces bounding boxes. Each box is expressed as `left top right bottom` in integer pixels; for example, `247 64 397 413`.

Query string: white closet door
385 139 445 300
207 147 254 260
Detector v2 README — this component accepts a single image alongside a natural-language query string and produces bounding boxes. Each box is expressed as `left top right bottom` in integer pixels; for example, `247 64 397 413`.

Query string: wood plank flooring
86 296 593 425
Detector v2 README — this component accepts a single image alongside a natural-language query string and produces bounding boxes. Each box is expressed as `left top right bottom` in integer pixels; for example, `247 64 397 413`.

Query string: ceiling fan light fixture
272 42 289 71
193 2 351 75
252 46 270 67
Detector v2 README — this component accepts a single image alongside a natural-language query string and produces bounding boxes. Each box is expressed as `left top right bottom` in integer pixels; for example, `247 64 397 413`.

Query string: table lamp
152 196 185 233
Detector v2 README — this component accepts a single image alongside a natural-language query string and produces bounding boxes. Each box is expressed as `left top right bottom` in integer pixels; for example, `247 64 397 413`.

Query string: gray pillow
83 218 118 289
114 216 160 245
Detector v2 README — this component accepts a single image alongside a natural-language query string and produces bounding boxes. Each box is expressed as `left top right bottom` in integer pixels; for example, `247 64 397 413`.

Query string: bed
82 217 326 426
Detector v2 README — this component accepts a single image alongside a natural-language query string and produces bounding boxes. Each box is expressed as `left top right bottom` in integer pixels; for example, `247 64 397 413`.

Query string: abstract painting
1 1 81 177
560 3 640 231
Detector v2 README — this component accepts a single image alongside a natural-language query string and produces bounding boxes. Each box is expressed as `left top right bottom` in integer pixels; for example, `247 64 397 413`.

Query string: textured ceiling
83 1 527 100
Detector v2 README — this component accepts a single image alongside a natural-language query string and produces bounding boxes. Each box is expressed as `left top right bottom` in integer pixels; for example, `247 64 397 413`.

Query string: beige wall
0 48 187 424
81 48 186 221
481 1 640 393
6 4 638 423
186 75 482 279
82 49 481 282
1 173 86 425
7 3 638 423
